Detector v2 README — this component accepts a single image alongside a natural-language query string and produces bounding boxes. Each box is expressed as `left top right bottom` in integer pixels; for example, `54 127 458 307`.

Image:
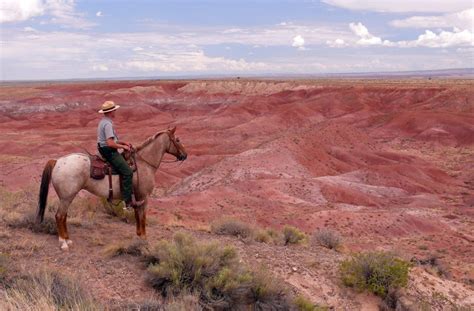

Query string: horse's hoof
60 243 69 251
66 239 73 245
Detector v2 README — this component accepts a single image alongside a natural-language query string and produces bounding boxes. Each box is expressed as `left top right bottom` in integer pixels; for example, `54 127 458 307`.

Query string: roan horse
36 127 187 250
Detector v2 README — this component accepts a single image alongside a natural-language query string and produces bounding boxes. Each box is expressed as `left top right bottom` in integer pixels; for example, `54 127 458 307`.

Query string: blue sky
1 0 473 80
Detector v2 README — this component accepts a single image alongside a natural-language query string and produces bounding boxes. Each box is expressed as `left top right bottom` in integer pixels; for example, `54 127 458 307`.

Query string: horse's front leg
56 198 73 250
134 199 147 239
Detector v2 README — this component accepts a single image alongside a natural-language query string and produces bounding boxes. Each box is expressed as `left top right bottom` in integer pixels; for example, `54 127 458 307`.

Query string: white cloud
96 11 102 17
124 50 268 72
92 64 108 71
326 38 346 47
322 0 472 13
404 29 473 48
349 22 384 45
0 0 44 23
46 0 96 29
292 35 305 49
391 8 474 30
23 26 38 32
343 22 472 48
0 0 95 28
133 46 144 51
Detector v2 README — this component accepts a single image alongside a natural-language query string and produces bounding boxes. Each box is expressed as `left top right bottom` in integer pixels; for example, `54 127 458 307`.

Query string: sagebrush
210 217 254 238
340 251 410 298
312 228 342 250
146 232 293 309
283 226 307 245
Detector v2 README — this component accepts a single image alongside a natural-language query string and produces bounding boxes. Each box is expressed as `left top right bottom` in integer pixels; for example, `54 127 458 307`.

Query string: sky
0 0 473 80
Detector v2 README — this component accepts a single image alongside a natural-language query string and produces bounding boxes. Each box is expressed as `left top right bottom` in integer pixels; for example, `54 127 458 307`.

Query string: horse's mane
136 130 169 151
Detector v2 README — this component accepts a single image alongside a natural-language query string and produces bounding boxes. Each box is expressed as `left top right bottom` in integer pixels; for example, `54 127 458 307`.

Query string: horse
36 127 187 250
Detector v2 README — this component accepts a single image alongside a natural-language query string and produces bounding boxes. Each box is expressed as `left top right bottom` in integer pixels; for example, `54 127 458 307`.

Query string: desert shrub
104 239 148 257
255 228 282 245
312 229 342 250
283 226 307 245
0 253 9 282
294 295 328 311
5 211 57 235
146 232 292 309
211 218 254 239
411 255 451 279
0 270 101 310
340 251 410 298
101 198 135 224
165 293 202 311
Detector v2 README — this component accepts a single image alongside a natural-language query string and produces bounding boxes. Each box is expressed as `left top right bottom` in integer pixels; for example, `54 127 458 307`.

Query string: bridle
135 130 185 168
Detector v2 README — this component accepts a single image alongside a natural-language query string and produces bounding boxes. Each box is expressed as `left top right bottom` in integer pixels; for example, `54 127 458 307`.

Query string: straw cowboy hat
98 101 120 113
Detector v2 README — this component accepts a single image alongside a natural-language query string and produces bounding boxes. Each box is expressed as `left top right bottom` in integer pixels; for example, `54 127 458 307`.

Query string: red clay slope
0 79 473 283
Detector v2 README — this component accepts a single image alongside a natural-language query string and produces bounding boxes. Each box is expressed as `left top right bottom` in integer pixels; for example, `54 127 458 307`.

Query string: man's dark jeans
98 146 133 203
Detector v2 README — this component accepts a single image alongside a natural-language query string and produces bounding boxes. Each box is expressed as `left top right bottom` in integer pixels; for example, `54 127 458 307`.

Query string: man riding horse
97 101 144 208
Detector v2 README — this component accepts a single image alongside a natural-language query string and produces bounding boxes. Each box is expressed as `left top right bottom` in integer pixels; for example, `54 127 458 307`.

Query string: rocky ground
0 79 473 309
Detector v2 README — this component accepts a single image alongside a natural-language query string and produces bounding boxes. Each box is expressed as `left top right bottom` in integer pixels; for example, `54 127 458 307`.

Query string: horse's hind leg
56 197 74 250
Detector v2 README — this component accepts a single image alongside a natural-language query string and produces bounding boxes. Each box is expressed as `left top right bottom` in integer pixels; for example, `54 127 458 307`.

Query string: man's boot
125 197 145 210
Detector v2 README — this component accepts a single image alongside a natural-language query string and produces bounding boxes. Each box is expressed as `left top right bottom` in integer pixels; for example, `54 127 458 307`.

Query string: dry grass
0 253 9 282
411 255 451 279
146 232 294 309
294 295 328 311
5 211 58 235
283 226 307 245
104 239 149 258
254 228 283 245
312 228 342 250
0 269 101 310
210 217 254 239
100 198 135 224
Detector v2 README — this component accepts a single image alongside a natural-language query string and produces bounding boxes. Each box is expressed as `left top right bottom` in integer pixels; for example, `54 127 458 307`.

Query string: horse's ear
170 126 176 134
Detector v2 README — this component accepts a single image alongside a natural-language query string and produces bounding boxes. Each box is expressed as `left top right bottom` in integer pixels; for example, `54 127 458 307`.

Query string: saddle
90 150 137 202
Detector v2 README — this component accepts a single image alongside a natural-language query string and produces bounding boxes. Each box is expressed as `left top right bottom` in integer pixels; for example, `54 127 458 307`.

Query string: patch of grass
146 232 294 309
5 211 57 235
254 228 282 245
165 293 202 311
294 295 328 311
411 255 451 279
312 228 342 250
283 226 307 245
104 239 148 257
100 198 135 224
0 253 9 282
340 251 410 298
210 217 254 239
0 270 101 310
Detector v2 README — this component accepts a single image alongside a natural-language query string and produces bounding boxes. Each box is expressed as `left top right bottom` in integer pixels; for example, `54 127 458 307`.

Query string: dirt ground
0 79 473 309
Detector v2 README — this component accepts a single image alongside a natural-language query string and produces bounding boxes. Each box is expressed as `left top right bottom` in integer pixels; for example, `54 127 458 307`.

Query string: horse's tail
37 159 56 223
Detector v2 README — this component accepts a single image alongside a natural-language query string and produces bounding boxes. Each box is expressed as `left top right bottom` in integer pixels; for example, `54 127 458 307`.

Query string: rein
135 131 182 168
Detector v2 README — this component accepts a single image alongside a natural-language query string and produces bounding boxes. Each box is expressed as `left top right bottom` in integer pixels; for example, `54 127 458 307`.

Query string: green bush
211 218 254 239
146 232 292 309
340 251 410 298
283 226 307 245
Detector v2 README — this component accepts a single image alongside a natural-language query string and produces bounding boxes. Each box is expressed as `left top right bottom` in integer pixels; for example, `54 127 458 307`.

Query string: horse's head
166 127 187 161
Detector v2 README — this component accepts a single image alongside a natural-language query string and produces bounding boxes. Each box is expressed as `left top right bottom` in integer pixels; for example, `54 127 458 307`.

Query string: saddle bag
90 155 107 179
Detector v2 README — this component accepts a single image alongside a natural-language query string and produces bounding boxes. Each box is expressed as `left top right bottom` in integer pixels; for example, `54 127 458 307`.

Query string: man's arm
106 138 130 150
